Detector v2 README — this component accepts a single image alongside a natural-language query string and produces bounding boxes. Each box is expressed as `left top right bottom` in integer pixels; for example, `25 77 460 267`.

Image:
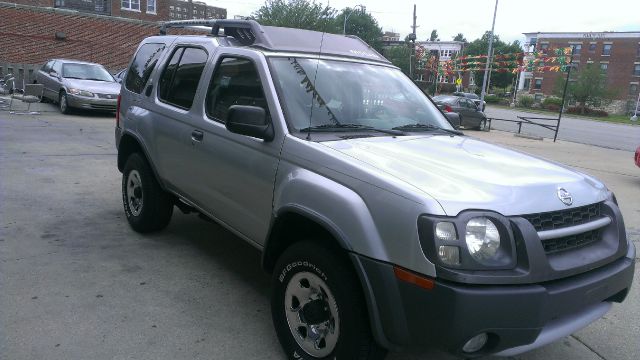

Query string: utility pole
480 0 498 106
408 4 418 79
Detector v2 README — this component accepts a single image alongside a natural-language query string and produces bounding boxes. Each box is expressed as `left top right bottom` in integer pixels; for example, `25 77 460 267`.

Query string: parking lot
1 104 638 360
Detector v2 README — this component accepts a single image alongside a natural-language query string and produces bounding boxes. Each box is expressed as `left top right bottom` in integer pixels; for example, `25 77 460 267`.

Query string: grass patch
488 104 639 126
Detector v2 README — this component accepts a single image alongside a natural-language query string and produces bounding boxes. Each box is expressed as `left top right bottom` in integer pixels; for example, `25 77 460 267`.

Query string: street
0 108 638 360
484 106 640 152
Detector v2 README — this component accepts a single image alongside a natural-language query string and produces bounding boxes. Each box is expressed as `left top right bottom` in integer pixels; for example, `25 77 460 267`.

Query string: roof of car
158 19 390 64
50 59 105 66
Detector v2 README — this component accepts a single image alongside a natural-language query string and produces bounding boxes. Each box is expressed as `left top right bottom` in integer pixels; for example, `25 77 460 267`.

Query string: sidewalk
0 95 60 112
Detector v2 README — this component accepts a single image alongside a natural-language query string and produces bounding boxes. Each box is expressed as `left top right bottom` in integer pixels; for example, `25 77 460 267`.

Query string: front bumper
67 94 117 112
355 241 634 357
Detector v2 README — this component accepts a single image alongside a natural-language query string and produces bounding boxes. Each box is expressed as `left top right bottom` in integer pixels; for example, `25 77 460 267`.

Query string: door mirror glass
225 105 274 141
49 70 59 78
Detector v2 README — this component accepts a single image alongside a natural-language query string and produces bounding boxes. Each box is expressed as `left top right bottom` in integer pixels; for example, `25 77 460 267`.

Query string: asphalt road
0 109 638 360
484 106 640 152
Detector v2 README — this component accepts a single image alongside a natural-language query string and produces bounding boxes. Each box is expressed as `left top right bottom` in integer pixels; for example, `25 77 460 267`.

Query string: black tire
122 153 173 233
59 91 71 114
271 241 387 360
477 118 487 131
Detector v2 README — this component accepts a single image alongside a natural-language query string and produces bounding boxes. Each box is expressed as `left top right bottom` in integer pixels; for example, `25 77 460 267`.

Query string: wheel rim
126 169 143 216
480 120 486 130
60 95 67 112
284 271 340 358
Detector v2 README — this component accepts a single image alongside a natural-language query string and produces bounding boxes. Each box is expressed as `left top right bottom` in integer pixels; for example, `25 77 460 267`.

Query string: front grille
522 202 602 232
542 229 601 254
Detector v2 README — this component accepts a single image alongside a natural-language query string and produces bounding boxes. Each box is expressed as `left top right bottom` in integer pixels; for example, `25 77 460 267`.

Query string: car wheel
59 92 71 114
122 153 173 233
272 241 386 360
478 118 487 131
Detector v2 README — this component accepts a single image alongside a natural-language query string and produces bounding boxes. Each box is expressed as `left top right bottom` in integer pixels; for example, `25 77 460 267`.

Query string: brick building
518 31 640 114
169 0 225 20
0 1 226 87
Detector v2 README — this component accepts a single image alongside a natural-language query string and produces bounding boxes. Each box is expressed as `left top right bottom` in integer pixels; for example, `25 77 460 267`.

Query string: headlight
465 217 500 263
68 88 94 97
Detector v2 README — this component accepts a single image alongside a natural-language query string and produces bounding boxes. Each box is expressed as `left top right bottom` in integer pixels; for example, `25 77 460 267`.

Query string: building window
523 78 531 90
169 5 173 10
589 43 596 52
539 43 549 53
637 44 640 57
534 78 542 90
147 0 156 13
630 83 639 96
570 44 581 55
121 0 140 11
600 63 608 74
602 44 612 56
534 94 543 103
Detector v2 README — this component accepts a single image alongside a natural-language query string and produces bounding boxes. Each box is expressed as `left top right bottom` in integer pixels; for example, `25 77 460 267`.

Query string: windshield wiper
392 123 463 136
85 78 109 82
300 124 404 136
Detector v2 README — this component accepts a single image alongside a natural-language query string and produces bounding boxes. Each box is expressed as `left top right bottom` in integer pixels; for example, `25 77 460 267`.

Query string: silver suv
115 20 634 359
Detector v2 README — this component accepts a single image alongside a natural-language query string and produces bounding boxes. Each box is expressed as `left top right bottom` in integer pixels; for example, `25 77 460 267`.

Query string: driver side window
205 57 270 124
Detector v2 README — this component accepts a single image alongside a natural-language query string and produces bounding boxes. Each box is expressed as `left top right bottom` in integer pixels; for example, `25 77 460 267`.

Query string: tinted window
125 43 165 94
158 47 208 109
206 57 270 123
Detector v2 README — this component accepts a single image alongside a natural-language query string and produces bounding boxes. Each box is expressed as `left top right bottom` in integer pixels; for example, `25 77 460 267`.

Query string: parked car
35 59 120 114
433 94 488 130
635 145 640 168
453 91 486 111
116 20 634 360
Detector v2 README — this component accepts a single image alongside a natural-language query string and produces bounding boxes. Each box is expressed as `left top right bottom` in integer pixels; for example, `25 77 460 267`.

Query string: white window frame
147 0 156 14
121 0 140 12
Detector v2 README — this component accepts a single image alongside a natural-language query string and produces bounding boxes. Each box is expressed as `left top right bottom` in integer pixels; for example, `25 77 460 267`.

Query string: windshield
62 63 114 82
269 57 453 135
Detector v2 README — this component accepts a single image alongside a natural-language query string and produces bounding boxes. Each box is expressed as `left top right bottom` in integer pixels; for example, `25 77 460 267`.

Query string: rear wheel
271 241 386 360
122 153 173 233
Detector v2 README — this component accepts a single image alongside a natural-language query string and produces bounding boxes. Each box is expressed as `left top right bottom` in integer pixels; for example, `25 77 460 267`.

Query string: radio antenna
306 1 330 141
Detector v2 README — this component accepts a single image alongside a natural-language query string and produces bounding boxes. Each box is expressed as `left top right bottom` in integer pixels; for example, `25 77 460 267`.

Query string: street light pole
343 5 365 35
480 0 498 106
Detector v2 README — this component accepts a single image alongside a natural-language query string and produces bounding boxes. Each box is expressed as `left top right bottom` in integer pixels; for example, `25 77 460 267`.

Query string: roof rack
159 19 271 47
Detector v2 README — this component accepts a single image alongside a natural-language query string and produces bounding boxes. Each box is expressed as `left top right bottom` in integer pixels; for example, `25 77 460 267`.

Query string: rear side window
125 43 166 94
157 47 208 109
205 57 270 123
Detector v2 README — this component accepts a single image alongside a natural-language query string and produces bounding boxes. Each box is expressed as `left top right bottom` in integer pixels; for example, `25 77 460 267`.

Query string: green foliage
518 95 534 108
453 33 467 42
542 96 563 110
558 64 617 114
484 95 500 103
253 0 335 31
334 7 383 52
430 29 439 41
383 45 411 76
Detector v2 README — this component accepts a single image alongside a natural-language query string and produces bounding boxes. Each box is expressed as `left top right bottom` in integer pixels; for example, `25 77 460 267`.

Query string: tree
453 33 467 42
252 0 335 31
465 31 522 92
334 7 383 52
553 64 617 114
429 29 439 41
383 45 411 76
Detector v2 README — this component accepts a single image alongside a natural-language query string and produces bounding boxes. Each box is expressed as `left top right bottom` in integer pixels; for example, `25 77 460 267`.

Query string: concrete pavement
0 111 638 360
484 105 640 152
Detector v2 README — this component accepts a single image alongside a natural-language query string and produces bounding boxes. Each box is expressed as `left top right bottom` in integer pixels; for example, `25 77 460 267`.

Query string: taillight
444 105 453 113
116 95 121 128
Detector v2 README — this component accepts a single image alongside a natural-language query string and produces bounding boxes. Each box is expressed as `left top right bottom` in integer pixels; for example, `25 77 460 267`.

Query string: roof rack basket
159 19 270 47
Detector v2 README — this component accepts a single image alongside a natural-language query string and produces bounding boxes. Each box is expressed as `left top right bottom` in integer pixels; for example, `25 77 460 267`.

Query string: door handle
191 130 204 142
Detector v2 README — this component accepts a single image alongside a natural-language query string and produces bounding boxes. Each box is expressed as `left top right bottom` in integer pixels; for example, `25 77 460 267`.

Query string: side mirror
444 112 461 129
49 70 59 78
225 105 274 141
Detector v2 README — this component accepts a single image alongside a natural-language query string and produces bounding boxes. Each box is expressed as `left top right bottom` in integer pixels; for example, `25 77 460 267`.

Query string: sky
205 0 639 44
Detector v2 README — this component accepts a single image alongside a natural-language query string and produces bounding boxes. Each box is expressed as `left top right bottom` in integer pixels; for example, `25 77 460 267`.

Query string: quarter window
158 47 208 110
206 57 270 123
125 43 166 94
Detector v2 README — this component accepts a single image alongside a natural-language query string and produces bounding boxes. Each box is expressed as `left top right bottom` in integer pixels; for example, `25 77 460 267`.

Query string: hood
63 78 120 95
322 135 607 216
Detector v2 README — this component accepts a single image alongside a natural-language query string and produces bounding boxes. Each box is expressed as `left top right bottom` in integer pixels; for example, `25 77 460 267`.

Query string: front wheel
59 92 71 114
122 153 173 233
271 241 386 360
478 118 487 131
